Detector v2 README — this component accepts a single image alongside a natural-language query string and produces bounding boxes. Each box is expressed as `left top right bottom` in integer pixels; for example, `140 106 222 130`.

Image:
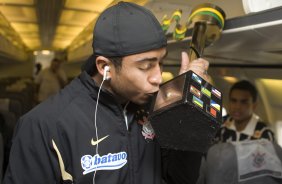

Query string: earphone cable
92 79 105 184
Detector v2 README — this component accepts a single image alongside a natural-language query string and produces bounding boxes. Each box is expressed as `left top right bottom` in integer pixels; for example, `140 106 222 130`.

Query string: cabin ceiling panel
0 0 282 69
52 25 85 50
0 0 34 5
65 0 113 12
21 37 40 44
11 22 38 32
19 32 39 39
56 25 84 37
0 15 8 26
52 39 72 50
0 6 36 22
0 0 38 50
59 10 98 27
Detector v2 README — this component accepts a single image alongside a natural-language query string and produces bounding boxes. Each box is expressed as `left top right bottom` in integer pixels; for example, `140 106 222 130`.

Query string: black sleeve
261 128 275 142
195 157 207 184
254 122 275 142
3 117 61 184
161 148 203 184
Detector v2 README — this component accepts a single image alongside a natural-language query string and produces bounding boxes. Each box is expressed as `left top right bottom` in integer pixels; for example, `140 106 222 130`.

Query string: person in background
216 80 274 142
35 58 67 103
34 63 42 76
197 80 280 184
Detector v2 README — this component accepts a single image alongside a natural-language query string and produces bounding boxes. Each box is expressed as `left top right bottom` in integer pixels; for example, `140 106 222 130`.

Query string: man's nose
149 67 163 86
233 102 242 109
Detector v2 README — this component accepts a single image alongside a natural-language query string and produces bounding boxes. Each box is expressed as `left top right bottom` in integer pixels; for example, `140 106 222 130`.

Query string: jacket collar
79 71 100 96
225 114 259 136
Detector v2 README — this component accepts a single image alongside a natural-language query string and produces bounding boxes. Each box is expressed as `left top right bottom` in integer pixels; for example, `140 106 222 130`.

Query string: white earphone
93 64 110 184
103 65 110 81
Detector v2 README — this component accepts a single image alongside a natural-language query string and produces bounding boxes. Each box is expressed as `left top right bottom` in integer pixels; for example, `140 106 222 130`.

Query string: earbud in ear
103 65 110 81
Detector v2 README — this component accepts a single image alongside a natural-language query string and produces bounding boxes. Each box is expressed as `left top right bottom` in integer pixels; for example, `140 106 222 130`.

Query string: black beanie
83 1 167 75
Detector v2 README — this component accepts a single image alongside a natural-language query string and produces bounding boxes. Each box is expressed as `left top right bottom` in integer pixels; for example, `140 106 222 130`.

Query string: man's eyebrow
241 99 249 102
135 51 168 62
135 57 158 62
230 98 249 102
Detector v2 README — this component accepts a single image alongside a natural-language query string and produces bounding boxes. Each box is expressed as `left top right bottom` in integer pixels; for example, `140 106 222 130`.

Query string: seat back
199 140 282 184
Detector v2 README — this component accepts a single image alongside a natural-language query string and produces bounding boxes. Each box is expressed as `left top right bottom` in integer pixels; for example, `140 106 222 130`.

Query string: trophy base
150 101 219 152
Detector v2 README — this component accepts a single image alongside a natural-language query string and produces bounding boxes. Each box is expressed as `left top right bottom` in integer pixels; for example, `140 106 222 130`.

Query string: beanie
83 1 167 74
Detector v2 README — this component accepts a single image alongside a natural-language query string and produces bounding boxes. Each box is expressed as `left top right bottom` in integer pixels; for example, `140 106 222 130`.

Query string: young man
4 2 209 184
216 80 274 142
198 80 278 184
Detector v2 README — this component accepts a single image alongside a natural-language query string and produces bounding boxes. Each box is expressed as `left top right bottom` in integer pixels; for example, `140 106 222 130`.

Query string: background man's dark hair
52 58 62 63
229 80 258 102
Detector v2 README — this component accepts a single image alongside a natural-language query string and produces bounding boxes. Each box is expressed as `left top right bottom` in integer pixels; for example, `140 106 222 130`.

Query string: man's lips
147 93 156 97
147 91 158 95
143 92 157 100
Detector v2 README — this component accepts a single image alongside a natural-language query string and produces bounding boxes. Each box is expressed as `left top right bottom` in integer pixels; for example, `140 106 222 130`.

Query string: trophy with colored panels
149 4 225 152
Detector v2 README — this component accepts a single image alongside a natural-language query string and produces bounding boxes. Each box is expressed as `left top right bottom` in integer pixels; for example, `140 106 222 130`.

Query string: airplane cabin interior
0 0 282 183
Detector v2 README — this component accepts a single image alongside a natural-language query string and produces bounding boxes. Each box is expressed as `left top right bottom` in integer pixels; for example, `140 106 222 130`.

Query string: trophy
149 4 225 152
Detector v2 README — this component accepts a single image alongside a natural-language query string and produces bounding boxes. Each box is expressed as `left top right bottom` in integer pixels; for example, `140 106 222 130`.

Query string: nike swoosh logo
91 135 109 146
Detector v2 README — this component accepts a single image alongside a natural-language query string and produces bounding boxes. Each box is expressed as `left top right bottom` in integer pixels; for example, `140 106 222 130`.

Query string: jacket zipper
123 102 134 184
123 102 129 130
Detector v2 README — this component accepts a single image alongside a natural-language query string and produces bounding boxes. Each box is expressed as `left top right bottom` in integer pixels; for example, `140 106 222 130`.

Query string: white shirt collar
225 114 259 136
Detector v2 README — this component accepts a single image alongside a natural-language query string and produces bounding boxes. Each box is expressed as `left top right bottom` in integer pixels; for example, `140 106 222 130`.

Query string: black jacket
4 72 162 184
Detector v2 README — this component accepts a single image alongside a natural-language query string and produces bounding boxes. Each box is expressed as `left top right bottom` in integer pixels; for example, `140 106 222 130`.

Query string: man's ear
96 56 111 78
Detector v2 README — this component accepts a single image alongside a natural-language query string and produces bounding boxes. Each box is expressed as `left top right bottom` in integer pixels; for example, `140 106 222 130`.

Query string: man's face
50 60 61 72
228 89 257 124
108 47 167 105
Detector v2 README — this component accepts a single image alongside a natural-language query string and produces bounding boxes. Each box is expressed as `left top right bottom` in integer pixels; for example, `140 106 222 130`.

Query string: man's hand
179 52 211 82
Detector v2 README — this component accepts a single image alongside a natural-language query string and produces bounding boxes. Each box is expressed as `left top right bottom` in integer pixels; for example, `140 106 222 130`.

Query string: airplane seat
5 81 29 113
0 110 16 179
24 78 37 107
0 77 36 115
0 98 22 120
22 81 37 110
197 140 282 184
0 110 17 145
8 99 22 119
16 77 37 109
